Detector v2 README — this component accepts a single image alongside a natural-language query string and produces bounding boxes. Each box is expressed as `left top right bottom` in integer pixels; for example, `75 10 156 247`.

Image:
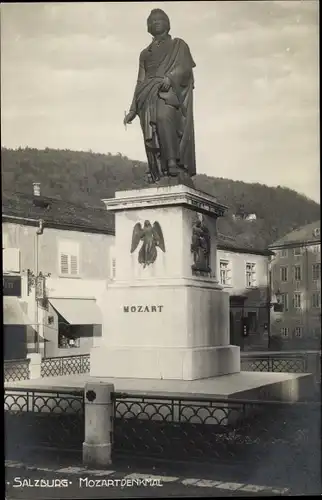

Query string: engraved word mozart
123 305 164 313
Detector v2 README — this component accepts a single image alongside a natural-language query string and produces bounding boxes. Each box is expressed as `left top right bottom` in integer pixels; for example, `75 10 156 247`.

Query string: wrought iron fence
40 352 314 378
4 352 318 386
4 359 30 382
4 385 321 491
4 387 84 460
112 392 321 465
240 353 308 373
41 354 90 377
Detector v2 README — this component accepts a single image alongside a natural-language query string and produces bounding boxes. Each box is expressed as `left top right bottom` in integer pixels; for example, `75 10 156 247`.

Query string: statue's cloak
132 37 196 177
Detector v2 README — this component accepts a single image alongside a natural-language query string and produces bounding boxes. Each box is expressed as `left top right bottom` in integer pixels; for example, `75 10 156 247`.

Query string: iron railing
4 352 319 381
4 386 321 493
4 359 30 382
4 387 321 496
112 392 321 464
240 353 308 373
41 354 90 377
38 352 314 378
4 387 84 460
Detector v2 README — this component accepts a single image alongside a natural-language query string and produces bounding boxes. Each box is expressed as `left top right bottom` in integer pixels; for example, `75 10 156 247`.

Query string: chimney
33 183 41 197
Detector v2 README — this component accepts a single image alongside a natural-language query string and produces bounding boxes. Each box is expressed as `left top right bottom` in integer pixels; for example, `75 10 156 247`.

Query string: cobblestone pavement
5 439 321 497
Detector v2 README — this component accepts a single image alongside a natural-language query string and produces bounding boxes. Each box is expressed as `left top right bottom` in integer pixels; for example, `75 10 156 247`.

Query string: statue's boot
167 159 179 177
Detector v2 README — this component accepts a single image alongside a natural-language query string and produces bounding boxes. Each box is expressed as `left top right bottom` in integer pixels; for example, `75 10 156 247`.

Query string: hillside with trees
1 147 320 249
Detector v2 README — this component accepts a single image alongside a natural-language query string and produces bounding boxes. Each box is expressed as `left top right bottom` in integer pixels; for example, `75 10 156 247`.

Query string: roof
217 234 272 256
2 190 270 255
2 191 115 235
269 221 321 248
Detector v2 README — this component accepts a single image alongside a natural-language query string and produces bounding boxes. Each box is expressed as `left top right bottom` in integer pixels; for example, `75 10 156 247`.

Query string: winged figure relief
130 220 166 268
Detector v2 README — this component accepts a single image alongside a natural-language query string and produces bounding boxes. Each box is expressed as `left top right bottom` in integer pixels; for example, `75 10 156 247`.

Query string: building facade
217 242 271 350
269 221 321 349
3 190 115 359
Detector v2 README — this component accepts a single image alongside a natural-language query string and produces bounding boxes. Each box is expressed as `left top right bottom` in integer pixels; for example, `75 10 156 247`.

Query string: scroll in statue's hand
159 76 171 92
123 110 137 126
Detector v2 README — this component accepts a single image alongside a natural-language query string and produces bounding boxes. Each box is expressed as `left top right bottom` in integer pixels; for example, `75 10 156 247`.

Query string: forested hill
1 147 320 248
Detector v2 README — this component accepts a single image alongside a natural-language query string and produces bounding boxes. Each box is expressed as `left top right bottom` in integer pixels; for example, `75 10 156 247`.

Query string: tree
1 147 320 248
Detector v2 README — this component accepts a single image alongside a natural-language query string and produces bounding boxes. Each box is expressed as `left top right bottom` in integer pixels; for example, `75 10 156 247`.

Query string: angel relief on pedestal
130 220 166 268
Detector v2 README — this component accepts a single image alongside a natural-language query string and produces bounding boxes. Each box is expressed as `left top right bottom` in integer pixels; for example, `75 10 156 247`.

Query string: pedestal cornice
107 276 223 290
102 185 227 219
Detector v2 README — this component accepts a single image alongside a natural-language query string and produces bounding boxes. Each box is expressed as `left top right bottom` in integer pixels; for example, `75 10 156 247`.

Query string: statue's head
147 9 170 37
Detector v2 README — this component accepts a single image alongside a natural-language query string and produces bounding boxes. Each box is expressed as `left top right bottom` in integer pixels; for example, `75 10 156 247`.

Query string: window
312 263 321 281
312 292 321 308
311 245 321 254
246 262 256 288
313 227 320 238
58 321 95 349
247 312 257 332
280 293 289 311
293 265 302 281
293 247 302 256
280 249 288 258
3 248 20 273
280 266 288 282
58 323 81 349
293 293 302 309
2 233 9 249
59 335 81 349
59 241 79 276
220 260 232 286
280 327 289 338
294 326 303 338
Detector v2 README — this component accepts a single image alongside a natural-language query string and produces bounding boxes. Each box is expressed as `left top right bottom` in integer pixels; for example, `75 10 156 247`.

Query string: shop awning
49 298 102 325
3 297 31 325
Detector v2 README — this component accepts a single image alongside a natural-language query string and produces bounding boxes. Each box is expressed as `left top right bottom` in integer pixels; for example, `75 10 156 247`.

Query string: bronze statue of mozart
124 9 196 183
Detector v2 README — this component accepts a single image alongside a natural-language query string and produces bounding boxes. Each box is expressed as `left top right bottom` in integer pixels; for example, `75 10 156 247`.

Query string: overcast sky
1 1 319 202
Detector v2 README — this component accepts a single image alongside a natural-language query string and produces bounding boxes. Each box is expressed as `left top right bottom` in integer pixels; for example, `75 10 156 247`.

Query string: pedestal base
90 344 240 380
7 371 314 403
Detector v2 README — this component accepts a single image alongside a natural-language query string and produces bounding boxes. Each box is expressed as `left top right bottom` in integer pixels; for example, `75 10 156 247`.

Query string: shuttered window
246 262 256 288
219 260 232 286
293 293 302 309
70 255 78 275
293 265 301 281
312 263 321 281
59 241 80 276
60 254 69 274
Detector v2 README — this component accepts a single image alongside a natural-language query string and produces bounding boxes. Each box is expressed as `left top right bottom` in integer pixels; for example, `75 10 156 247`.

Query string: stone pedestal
91 185 240 380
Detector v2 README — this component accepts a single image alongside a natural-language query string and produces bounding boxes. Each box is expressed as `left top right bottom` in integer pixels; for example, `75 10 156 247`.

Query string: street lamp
25 269 51 353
